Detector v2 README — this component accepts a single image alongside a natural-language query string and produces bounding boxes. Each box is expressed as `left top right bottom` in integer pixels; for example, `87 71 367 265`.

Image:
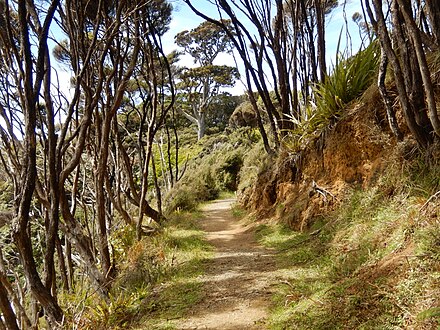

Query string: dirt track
176 199 277 330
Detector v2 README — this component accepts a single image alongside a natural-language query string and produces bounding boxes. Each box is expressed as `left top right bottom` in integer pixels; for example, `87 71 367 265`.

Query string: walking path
176 199 278 330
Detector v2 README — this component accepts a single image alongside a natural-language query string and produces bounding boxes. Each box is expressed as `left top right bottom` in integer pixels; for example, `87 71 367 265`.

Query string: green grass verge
67 210 213 330
135 211 213 329
257 185 439 329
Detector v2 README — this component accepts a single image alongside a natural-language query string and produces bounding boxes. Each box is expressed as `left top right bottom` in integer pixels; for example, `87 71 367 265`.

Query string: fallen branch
312 180 337 202
420 190 440 211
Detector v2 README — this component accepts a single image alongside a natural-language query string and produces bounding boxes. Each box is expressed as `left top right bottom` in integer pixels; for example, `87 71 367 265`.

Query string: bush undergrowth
64 210 212 329
164 127 260 213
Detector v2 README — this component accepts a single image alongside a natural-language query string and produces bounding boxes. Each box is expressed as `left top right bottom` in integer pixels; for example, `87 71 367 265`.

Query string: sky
163 0 365 95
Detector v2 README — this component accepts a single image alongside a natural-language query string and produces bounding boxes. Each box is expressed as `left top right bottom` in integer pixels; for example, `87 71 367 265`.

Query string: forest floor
175 198 278 330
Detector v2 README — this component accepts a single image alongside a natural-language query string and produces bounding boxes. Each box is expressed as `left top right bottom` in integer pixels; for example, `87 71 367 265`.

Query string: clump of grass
314 40 380 125
282 41 380 154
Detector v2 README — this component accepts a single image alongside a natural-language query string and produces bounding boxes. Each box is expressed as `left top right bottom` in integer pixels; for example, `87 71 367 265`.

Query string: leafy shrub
214 151 243 191
166 187 199 212
282 41 380 154
165 171 220 213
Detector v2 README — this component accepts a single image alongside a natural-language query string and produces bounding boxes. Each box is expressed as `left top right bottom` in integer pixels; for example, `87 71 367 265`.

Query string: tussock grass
258 160 440 329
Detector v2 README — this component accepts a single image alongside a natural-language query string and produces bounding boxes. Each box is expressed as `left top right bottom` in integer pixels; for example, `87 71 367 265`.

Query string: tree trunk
366 0 430 148
95 113 113 280
59 189 110 298
274 0 294 133
425 1 440 46
389 1 431 131
13 0 64 324
377 49 402 140
151 152 163 217
315 0 327 83
43 45 60 299
66 239 74 290
0 249 32 329
397 0 440 137
185 0 280 152
197 111 206 140
0 280 19 330
13 229 64 324
56 236 69 291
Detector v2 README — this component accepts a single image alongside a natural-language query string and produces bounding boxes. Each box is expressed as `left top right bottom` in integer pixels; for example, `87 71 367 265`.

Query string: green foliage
206 93 243 132
164 129 258 213
417 307 440 322
166 171 220 213
237 138 269 194
314 40 380 122
283 41 380 153
174 19 234 66
179 65 239 87
0 179 13 210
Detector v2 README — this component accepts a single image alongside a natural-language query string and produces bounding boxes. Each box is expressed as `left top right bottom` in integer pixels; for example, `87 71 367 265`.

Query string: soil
176 198 277 330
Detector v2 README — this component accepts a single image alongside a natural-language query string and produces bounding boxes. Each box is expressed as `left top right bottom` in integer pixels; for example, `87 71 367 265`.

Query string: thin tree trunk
366 0 430 148
66 238 74 291
59 189 110 298
56 236 69 291
425 1 440 46
389 1 430 130
197 111 206 140
378 49 402 140
315 0 327 83
0 249 32 328
398 0 440 137
13 0 63 323
95 112 114 280
137 142 152 240
0 280 19 330
43 44 60 298
151 152 163 218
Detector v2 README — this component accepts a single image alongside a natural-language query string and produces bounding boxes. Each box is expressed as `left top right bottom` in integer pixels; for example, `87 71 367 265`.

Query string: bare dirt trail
176 199 278 330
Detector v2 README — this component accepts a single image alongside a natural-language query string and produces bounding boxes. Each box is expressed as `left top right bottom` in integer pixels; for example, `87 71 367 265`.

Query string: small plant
314 40 380 123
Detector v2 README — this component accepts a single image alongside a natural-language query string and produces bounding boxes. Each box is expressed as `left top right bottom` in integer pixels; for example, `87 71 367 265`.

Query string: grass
134 211 213 329
255 180 440 329
68 209 213 330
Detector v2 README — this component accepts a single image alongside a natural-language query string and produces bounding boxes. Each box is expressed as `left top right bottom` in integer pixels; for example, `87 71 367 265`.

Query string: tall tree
175 20 239 139
183 0 337 153
0 0 175 325
0 0 64 325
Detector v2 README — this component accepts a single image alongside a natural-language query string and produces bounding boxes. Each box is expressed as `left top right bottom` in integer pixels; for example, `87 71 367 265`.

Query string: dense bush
164 128 259 213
